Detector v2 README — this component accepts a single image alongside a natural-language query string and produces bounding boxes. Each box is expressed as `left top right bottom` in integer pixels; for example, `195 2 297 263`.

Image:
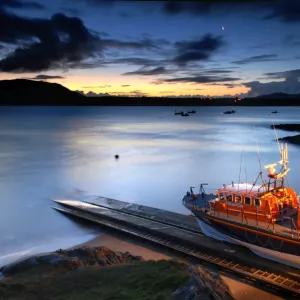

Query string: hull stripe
204 215 300 246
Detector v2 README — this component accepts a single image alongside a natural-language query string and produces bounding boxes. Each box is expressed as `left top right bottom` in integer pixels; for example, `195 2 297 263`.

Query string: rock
279 134 300 145
1 246 144 277
98 259 106 266
172 265 233 300
271 124 300 132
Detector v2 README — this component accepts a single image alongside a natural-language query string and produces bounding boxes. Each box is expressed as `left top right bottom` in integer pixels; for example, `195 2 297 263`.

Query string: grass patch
0 260 189 300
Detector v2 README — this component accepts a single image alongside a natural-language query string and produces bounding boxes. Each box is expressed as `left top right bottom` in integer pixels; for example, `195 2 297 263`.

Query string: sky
0 0 300 97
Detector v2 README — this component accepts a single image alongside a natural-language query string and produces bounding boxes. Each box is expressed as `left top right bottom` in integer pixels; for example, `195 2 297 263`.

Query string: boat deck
183 194 300 240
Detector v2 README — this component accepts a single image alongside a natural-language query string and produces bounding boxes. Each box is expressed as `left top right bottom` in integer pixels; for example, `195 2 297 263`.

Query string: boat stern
182 185 216 213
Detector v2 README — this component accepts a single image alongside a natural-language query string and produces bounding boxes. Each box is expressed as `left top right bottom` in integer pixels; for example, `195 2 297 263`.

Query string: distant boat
181 112 189 116
272 111 278 114
223 110 236 114
174 111 182 115
187 110 196 114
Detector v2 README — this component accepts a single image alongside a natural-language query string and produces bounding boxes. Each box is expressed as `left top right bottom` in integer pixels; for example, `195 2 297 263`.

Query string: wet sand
75 232 282 300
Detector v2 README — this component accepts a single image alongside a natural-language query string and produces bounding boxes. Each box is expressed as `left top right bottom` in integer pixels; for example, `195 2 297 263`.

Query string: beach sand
75 232 282 300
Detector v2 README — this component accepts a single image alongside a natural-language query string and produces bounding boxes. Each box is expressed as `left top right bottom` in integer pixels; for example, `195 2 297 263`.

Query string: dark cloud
77 0 300 23
163 1 300 23
67 61 105 69
264 0 300 22
0 0 45 10
0 10 100 72
28 74 65 79
102 57 161 67
155 75 240 85
232 54 279 65
163 2 262 16
99 37 170 53
208 83 239 88
242 78 300 97
101 38 163 50
173 34 224 65
199 69 234 74
122 66 170 76
75 0 117 7
264 69 300 80
99 35 223 69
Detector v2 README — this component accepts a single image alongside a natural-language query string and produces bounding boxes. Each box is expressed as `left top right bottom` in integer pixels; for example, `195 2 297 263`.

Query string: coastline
0 230 283 299
70 232 282 300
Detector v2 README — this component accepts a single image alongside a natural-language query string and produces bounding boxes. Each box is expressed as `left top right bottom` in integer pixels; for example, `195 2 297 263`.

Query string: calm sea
0 106 300 267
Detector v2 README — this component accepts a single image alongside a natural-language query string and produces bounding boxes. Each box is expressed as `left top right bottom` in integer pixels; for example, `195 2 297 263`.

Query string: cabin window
235 195 242 203
219 192 225 201
254 198 261 206
244 196 251 205
227 194 233 202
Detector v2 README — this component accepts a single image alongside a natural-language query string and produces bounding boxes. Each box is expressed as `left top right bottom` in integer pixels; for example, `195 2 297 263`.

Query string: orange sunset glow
0 73 250 97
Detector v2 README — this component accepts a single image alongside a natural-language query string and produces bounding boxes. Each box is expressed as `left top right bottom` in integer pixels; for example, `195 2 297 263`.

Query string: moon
222 26 225 30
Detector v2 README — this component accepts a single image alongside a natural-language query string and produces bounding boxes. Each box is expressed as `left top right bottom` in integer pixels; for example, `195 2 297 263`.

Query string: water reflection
0 106 299 266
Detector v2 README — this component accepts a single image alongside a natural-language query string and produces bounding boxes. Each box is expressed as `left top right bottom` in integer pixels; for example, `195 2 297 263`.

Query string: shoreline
64 232 283 300
1 231 283 299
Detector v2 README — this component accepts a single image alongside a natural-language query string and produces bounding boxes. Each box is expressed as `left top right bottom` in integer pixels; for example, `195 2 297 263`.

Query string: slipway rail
53 204 300 297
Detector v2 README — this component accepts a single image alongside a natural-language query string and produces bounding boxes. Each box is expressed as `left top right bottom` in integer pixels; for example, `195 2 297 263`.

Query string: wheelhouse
211 181 299 222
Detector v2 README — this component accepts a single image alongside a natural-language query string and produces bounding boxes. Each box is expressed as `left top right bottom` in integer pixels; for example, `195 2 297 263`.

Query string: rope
272 121 282 155
254 125 265 187
257 235 270 247
245 230 258 243
269 238 284 251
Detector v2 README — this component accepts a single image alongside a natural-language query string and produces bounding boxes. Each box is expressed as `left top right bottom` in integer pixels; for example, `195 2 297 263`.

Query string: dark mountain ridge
1 79 300 106
0 79 84 105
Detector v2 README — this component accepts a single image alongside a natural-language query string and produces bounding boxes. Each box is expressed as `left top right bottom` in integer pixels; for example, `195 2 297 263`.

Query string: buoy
115 154 119 159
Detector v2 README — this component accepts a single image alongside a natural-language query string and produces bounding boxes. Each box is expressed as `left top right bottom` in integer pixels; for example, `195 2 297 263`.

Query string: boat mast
263 142 290 191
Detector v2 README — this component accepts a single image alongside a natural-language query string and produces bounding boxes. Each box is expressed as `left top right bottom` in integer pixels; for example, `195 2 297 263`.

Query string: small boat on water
174 111 182 115
187 110 196 114
223 110 235 114
272 111 278 114
182 142 300 269
181 112 189 116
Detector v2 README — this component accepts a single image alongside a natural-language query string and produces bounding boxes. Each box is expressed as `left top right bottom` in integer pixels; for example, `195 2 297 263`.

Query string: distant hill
1 79 300 106
0 79 85 105
250 92 300 99
242 92 300 106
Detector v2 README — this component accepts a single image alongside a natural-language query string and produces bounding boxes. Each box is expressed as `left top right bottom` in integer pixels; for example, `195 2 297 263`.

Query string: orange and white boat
182 142 300 269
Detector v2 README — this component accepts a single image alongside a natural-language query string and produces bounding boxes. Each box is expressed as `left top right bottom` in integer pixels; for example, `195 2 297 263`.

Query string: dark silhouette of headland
272 124 300 145
1 79 300 106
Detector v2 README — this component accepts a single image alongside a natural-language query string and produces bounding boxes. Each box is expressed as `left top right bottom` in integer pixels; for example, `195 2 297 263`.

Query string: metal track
53 205 300 297
83 200 203 235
